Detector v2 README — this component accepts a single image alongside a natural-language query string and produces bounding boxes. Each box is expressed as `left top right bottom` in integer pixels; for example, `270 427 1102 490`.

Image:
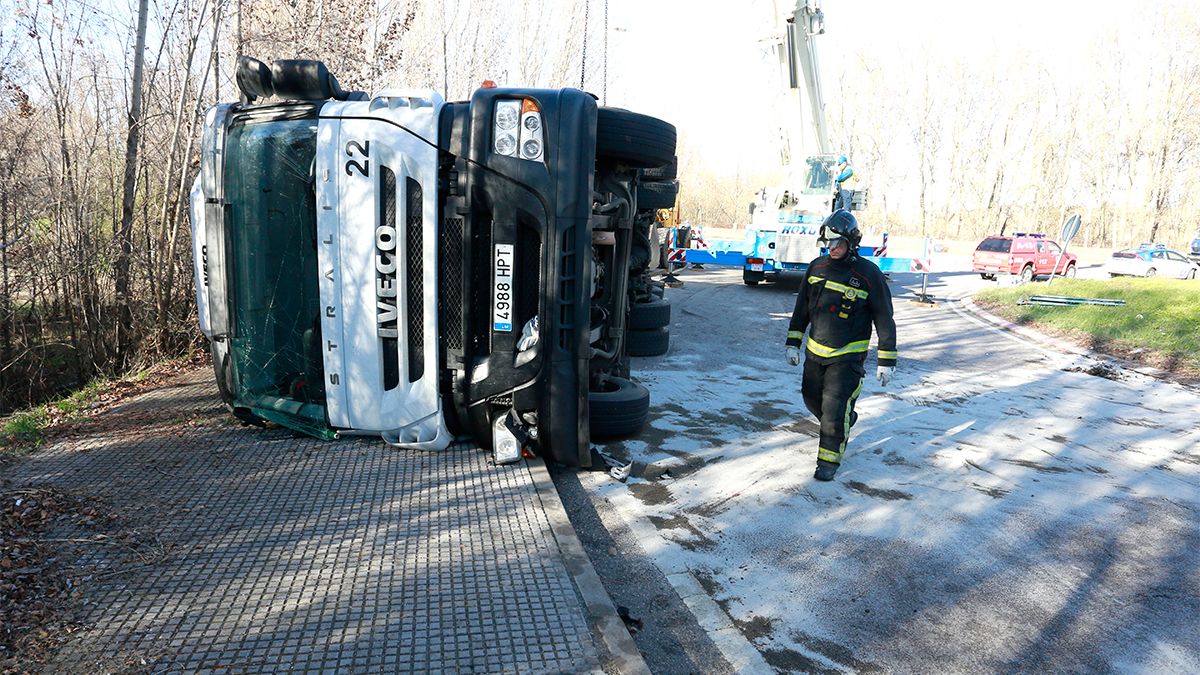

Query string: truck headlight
518 98 544 162
493 98 545 163
495 133 517 156
495 102 519 130
492 414 522 464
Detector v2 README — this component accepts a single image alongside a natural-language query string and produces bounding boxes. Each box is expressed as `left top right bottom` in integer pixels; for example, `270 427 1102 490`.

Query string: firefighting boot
814 460 839 482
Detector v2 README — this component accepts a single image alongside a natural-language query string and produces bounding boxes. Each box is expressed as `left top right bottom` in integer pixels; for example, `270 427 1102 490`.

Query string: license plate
493 244 514 332
750 263 763 272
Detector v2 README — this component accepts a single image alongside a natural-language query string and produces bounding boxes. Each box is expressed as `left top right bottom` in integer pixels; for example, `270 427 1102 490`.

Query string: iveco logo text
376 224 399 338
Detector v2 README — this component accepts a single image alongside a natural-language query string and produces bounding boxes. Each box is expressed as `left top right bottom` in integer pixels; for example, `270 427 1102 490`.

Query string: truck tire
641 156 677 181
596 107 677 168
629 296 671 330
590 376 650 437
637 180 678 210
627 326 670 357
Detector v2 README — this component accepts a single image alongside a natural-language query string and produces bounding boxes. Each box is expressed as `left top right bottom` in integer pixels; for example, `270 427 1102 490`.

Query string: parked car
1105 244 1199 279
1189 227 1200 264
972 233 1077 282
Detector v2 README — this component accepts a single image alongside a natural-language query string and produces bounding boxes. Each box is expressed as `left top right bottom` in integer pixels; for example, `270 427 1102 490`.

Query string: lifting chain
580 0 590 89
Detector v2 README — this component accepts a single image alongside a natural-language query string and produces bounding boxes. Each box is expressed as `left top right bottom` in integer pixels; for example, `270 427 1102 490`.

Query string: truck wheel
979 273 995 281
1020 265 1034 283
627 327 670 357
1064 264 1077 279
589 376 650 437
637 180 678 210
641 156 677 181
596 107 677 168
629 297 671 330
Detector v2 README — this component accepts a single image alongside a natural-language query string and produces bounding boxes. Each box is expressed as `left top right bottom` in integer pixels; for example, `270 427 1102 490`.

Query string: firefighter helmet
820 209 861 250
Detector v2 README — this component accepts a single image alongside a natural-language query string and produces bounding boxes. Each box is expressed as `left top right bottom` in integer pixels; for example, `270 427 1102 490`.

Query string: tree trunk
114 0 151 368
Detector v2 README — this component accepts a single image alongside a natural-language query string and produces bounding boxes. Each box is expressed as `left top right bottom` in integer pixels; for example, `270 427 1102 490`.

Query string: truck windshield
223 115 328 435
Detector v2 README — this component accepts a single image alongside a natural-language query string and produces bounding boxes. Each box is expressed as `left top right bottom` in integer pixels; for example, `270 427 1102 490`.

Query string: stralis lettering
376 224 399 338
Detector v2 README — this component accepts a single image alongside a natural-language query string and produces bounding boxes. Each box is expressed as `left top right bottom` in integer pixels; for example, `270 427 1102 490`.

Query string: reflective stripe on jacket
785 254 897 367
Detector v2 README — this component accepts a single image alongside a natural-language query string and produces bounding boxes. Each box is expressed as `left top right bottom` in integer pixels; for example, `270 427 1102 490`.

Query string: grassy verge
1 352 208 452
974 277 1200 376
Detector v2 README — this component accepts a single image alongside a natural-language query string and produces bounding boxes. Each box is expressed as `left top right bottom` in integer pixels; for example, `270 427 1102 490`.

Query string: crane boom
778 0 831 157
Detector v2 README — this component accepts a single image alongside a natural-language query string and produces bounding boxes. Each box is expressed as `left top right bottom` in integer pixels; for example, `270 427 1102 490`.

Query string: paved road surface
579 266 1200 673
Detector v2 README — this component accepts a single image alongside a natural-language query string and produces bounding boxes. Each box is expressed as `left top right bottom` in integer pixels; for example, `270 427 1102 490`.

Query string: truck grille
440 216 463 352
381 167 400 391
406 178 424 383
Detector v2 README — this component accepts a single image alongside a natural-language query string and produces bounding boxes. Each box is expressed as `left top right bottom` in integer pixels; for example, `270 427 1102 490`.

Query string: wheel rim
1147 268 1156 277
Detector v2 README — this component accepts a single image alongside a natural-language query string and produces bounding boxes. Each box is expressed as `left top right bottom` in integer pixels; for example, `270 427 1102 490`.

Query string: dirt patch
1113 417 1159 428
969 483 1010 499
791 630 886 673
882 451 921 468
845 481 913 501
628 482 674 506
686 493 740 518
775 418 821 437
1063 362 1124 381
761 647 840 674
748 400 792 424
646 514 717 551
691 569 724 596
731 614 776 642
1001 458 1074 474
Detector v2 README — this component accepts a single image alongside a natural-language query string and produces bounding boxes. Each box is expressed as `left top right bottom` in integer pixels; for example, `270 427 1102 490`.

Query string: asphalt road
561 262 1200 673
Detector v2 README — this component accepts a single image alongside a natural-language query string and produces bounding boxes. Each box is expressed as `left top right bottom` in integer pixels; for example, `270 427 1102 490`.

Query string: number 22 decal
345 140 370 177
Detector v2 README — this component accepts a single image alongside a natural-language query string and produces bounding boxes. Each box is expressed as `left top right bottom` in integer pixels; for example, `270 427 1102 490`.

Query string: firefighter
785 209 896 481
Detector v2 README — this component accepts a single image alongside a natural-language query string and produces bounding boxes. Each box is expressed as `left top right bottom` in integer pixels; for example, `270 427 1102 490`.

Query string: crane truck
741 0 870 286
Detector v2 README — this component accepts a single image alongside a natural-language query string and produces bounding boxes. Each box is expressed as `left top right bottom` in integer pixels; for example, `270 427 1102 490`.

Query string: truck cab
191 58 676 466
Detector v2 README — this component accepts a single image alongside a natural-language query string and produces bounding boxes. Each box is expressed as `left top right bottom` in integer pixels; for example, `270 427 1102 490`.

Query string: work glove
786 346 802 367
876 366 895 387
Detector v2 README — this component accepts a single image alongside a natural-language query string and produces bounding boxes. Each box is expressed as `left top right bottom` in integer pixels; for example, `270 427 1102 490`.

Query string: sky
602 0 1131 175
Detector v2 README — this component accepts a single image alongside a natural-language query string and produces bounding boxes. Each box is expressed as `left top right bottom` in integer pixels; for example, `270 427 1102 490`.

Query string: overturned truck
190 57 677 467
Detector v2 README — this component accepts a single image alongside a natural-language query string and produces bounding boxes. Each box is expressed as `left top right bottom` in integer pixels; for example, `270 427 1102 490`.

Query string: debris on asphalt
1019 295 1126 307
1064 361 1125 381
617 605 643 634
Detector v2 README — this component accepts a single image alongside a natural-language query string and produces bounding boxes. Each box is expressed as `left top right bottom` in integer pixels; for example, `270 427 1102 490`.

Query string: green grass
975 277 1200 373
2 379 109 450
2 408 50 450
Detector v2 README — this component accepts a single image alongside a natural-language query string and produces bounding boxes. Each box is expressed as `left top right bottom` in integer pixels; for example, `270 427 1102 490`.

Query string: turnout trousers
801 358 865 466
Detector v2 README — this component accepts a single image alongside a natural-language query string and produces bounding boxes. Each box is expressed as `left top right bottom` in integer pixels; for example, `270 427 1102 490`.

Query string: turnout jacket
786 254 898 367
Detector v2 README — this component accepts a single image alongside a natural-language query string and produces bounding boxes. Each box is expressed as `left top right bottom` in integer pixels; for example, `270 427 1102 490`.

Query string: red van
972 233 1077 282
